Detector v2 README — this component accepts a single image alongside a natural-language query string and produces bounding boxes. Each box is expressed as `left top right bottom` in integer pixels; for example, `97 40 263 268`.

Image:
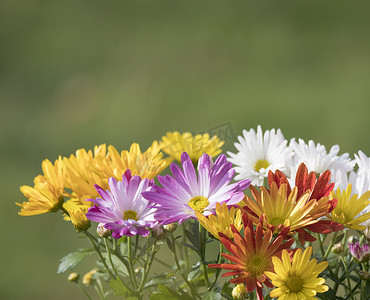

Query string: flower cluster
18 127 370 300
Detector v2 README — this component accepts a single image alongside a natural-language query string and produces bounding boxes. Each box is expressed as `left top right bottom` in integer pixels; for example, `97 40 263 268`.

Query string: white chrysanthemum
227 126 293 186
289 139 355 187
352 151 370 231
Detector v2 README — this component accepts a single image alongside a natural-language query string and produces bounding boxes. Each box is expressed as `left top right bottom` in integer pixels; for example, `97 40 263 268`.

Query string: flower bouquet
18 127 370 299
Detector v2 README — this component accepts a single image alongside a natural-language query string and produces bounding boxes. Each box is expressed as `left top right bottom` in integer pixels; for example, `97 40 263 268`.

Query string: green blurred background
1 1 370 299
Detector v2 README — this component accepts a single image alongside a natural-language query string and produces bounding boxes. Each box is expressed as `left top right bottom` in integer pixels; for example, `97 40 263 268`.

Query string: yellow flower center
246 255 268 276
254 159 270 172
188 196 210 213
286 275 303 292
123 210 138 221
270 217 285 226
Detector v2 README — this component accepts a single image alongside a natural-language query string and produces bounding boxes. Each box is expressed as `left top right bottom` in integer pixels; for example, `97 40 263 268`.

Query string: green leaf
150 284 193 300
201 291 222 300
57 248 95 273
110 276 130 297
142 277 175 290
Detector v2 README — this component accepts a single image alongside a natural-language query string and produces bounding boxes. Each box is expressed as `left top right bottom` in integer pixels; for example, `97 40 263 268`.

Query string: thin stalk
139 239 158 292
323 232 338 260
128 236 139 291
104 238 118 276
170 233 201 299
209 243 223 290
95 278 106 300
199 223 210 289
85 231 115 278
339 255 354 300
182 225 190 271
77 283 93 300
360 263 366 300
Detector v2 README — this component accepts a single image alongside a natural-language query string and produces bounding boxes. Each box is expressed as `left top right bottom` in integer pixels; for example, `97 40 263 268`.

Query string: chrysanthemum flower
107 141 172 180
85 170 157 238
18 157 65 216
64 142 171 207
266 247 329 300
242 182 339 244
196 202 242 239
348 241 370 263
160 131 224 163
268 163 335 203
142 152 250 224
69 207 91 231
228 125 293 186
289 139 355 186
208 213 294 300
267 163 343 243
328 184 370 230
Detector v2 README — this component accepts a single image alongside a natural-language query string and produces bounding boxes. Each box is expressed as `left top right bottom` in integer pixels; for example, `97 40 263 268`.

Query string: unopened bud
97 223 111 238
359 270 370 281
82 269 97 286
164 223 177 233
135 267 141 274
347 235 358 244
332 243 344 254
68 272 79 282
151 224 166 239
69 208 91 232
232 284 248 300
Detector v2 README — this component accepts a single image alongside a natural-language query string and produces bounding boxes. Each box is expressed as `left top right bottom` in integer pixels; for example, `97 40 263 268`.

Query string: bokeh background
1 1 370 299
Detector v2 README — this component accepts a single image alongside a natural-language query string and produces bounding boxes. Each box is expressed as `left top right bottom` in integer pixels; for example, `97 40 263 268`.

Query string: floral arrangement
18 126 370 300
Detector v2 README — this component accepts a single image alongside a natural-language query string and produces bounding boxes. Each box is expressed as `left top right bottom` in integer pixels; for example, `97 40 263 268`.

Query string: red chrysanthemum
209 213 294 300
267 163 343 244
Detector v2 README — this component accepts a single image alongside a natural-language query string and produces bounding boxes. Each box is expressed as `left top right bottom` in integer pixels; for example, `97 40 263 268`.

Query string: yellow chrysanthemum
107 141 172 180
69 207 91 231
63 142 171 206
266 247 329 300
160 131 224 163
196 202 242 239
328 184 370 230
242 183 331 234
63 144 109 204
17 157 65 216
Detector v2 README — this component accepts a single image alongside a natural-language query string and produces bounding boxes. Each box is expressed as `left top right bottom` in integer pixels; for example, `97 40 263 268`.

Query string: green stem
323 232 338 260
85 231 115 278
95 278 106 300
77 283 93 300
339 255 354 300
360 263 366 300
104 238 118 276
128 236 139 291
170 233 201 299
209 243 223 290
182 225 190 271
199 222 210 289
139 239 157 292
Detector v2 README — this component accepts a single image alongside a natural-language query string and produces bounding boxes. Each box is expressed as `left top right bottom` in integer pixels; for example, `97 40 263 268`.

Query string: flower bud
347 235 358 244
69 208 90 232
359 270 370 281
331 243 344 254
348 242 370 263
232 284 248 300
97 223 111 238
68 272 79 282
82 269 97 286
164 223 178 233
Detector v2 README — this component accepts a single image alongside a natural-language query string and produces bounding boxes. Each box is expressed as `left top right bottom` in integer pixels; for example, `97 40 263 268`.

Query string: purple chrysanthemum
142 152 251 224
85 169 157 238
348 241 370 263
